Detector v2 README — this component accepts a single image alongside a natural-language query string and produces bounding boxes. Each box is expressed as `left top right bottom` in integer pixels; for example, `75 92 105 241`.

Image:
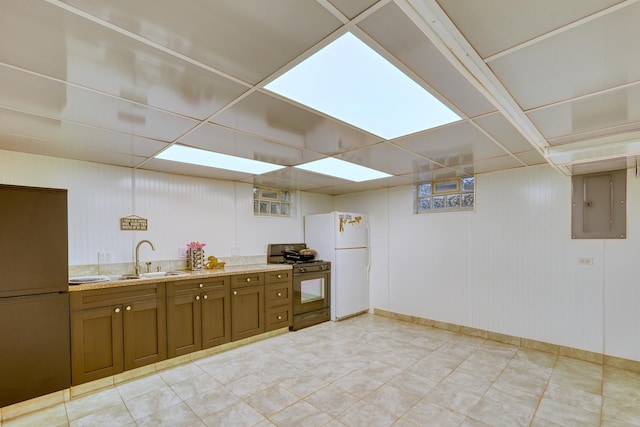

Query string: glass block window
414 177 474 214
253 186 291 217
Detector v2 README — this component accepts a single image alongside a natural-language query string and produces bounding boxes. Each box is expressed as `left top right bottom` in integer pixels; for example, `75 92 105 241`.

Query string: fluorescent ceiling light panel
265 32 460 140
295 157 391 182
156 145 284 175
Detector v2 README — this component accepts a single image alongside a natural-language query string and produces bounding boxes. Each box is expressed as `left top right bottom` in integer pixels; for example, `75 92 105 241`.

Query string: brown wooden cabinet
166 277 230 358
70 283 166 385
265 270 293 331
231 273 264 341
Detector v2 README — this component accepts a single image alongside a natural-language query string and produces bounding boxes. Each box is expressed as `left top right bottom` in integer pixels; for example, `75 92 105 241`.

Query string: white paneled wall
336 164 640 362
4 149 640 361
0 150 331 267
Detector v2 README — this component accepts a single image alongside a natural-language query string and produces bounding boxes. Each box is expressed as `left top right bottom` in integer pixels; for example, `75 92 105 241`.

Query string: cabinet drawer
167 277 229 297
265 283 291 307
265 270 291 284
265 306 291 331
71 283 165 311
230 272 264 288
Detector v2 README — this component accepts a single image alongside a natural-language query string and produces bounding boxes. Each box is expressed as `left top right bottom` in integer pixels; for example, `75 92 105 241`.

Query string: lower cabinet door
231 285 264 341
123 298 167 370
71 305 123 386
201 288 231 349
167 293 202 358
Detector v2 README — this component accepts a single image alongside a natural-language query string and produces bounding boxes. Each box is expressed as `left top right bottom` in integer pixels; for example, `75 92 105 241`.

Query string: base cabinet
70 269 291 387
231 273 264 341
167 277 230 358
265 270 293 331
70 283 166 386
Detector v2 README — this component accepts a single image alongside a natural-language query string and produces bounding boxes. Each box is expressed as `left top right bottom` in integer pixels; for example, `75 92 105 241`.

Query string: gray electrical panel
571 169 626 239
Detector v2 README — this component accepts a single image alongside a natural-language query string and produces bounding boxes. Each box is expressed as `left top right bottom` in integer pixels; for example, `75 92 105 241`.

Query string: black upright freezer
0 184 71 407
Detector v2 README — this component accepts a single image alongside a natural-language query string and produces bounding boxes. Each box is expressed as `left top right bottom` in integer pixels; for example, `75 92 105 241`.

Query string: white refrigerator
304 212 370 321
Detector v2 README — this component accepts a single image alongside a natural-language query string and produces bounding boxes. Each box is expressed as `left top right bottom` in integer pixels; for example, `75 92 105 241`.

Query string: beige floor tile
334 371 383 398
403 399 466 427
550 357 603 395
358 360 403 383
2 403 67 427
225 373 272 399
535 396 601 426
158 363 206 386
64 387 122 421
279 373 329 398
245 385 298 417
202 401 265 427
423 382 484 415
183 384 240 419
387 371 438 397
269 401 332 427
69 402 134 427
169 372 220 401
467 386 538 427
336 400 399 427
304 384 359 418
363 383 420 417
123 386 182 421
115 374 166 401
134 402 203 427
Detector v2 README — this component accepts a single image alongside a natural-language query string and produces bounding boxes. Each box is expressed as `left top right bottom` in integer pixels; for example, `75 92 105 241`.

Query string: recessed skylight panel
265 32 460 140
156 145 284 175
295 157 391 182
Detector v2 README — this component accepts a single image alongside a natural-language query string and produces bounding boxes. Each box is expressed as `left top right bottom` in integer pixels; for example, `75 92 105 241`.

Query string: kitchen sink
141 271 189 278
114 271 189 281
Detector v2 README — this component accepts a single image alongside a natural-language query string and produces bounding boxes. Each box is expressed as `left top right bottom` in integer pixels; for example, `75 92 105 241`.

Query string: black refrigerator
0 184 71 407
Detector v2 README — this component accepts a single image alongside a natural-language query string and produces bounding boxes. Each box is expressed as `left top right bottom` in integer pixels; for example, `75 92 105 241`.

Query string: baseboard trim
373 308 640 373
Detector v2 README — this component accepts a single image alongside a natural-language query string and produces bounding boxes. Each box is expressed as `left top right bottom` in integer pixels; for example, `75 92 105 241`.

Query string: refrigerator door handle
366 220 371 282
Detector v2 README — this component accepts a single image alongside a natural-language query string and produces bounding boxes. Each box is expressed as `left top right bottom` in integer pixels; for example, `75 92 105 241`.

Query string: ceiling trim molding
394 0 552 163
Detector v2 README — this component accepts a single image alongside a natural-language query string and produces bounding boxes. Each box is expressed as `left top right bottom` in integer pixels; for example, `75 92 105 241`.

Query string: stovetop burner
267 243 331 273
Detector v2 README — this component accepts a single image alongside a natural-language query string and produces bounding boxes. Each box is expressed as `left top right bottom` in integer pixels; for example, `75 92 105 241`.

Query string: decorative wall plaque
120 215 148 231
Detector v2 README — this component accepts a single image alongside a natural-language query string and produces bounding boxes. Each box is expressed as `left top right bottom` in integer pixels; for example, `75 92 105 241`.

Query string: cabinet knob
125 306 131 311
203 295 208 300
277 274 282 279
233 291 238 295
195 295 200 301
199 283 204 288
277 315 282 320
114 307 121 313
246 278 251 282
277 292 282 297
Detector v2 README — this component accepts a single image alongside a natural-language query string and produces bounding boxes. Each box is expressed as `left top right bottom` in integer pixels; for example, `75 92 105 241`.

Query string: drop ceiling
1 0 639 195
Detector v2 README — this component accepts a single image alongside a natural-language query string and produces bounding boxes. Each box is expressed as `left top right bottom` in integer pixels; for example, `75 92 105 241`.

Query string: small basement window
253 186 291 217
571 169 626 239
414 176 475 214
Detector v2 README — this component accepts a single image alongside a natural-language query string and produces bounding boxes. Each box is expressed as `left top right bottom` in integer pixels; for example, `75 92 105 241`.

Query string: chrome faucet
135 239 156 276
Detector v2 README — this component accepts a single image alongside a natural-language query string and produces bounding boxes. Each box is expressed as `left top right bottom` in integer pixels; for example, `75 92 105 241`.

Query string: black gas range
267 243 331 330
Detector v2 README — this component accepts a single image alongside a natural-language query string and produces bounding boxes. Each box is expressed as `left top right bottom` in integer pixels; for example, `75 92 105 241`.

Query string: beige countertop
68 264 292 292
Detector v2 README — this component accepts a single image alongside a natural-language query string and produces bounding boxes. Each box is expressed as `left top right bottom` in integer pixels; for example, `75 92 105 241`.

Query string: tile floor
4 314 640 426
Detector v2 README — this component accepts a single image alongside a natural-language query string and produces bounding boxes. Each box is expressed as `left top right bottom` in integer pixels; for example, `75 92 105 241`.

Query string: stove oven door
293 270 329 315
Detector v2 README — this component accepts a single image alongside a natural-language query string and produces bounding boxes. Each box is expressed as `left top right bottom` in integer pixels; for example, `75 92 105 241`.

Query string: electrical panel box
571 169 626 239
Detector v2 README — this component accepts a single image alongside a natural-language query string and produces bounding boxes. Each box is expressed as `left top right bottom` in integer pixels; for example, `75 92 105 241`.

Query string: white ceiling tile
473 113 536 154
473 155 524 174
0 65 197 141
59 0 342 84
437 0 623 58
327 0 379 19
0 108 168 157
358 2 495 118
394 121 506 167
179 123 324 166
528 83 640 141
140 157 254 181
0 0 248 120
336 142 442 176
0 133 147 167
488 2 640 109
210 91 383 153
